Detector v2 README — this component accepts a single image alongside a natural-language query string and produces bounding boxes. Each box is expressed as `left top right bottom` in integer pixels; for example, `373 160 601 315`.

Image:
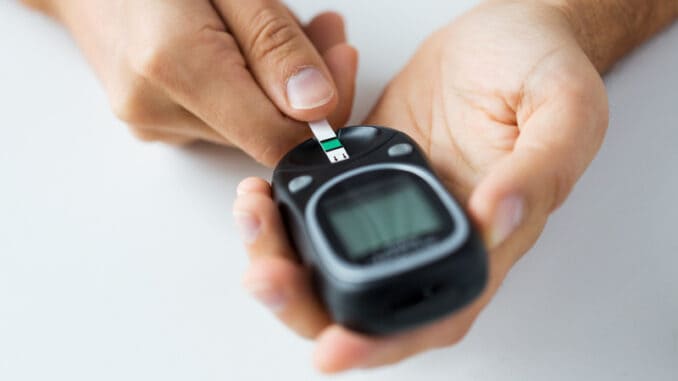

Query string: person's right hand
23 0 358 166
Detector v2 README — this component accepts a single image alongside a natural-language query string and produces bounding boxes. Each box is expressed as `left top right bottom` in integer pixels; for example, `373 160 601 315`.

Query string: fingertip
314 326 376 373
306 11 347 53
324 43 359 127
469 169 526 249
326 44 359 94
310 11 345 30
237 177 271 196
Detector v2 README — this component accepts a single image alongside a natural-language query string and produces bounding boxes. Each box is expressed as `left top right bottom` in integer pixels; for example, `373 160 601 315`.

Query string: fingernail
234 211 260 245
236 182 251 196
286 67 334 110
491 195 525 248
244 281 286 313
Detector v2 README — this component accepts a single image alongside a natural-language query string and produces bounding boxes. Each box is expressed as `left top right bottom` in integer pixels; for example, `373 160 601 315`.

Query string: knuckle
439 326 471 348
251 132 305 167
194 28 248 73
21 0 56 15
248 8 300 62
296 326 321 340
20 0 46 11
130 39 178 84
420 319 472 350
110 82 154 125
128 126 162 143
549 165 577 211
250 142 285 167
167 137 197 147
523 143 579 213
130 28 244 93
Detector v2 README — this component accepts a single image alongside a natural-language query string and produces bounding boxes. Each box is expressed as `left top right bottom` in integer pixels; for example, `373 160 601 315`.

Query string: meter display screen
318 171 453 263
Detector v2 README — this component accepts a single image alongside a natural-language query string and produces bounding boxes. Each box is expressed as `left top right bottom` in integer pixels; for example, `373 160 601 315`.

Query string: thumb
214 0 340 121
469 68 608 265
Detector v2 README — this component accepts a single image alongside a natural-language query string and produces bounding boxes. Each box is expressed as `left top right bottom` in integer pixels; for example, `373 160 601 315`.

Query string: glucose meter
272 123 487 335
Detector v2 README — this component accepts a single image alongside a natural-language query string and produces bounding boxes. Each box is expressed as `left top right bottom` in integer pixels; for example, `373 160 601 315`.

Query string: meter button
388 143 413 157
288 175 313 193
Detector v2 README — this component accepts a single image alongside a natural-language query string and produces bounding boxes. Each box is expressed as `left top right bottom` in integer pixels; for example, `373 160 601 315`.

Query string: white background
1 1 677 380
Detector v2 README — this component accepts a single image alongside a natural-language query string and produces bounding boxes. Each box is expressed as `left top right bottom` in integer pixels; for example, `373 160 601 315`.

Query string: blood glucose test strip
308 119 350 164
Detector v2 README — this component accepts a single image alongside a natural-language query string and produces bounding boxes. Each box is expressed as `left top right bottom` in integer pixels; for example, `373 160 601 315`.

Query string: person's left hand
233 1 609 373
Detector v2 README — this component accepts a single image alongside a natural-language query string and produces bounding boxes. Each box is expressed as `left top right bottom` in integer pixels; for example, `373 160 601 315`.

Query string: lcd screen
322 174 445 260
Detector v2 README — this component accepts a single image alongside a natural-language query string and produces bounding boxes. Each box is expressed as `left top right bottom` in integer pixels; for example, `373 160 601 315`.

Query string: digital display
321 174 445 261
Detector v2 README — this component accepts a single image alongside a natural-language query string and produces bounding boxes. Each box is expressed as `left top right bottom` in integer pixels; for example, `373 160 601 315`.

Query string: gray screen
324 177 444 260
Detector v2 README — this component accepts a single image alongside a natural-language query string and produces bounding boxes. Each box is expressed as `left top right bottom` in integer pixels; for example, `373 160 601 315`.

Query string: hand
24 0 357 165
233 0 608 372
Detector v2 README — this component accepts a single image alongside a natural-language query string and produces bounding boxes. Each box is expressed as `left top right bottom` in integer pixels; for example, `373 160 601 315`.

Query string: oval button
388 143 413 157
288 175 313 193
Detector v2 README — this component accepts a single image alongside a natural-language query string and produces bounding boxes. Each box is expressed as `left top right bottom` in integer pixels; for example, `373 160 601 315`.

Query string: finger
313 319 469 373
305 12 346 54
236 177 271 196
112 67 231 146
130 107 232 146
313 326 379 374
305 13 358 127
323 44 359 128
233 178 331 338
243 256 330 339
233 179 297 262
215 0 339 121
469 54 609 262
128 127 196 146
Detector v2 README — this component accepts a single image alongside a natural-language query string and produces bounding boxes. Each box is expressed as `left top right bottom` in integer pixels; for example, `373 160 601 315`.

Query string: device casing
272 126 487 335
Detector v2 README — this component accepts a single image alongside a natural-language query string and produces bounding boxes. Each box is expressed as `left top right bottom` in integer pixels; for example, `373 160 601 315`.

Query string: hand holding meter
272 123 488 335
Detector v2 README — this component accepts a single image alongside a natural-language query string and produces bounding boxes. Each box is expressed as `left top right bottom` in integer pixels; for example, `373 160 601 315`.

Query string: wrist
536 0 678 72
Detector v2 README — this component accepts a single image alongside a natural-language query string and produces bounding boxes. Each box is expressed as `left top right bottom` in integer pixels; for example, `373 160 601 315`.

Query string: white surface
1 1 677 380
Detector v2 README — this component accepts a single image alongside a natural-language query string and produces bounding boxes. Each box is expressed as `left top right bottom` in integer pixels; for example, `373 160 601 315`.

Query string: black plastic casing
272 126 488 335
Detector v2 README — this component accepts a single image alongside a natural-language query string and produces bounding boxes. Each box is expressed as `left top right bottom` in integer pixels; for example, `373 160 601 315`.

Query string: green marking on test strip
321 138 343 152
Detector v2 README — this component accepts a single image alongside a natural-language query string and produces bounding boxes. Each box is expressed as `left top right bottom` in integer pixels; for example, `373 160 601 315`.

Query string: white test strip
308 119 350 164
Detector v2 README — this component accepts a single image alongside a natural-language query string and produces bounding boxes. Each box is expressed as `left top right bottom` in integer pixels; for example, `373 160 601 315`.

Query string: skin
21 0 358 166
555 0 678 72
233 0 675 374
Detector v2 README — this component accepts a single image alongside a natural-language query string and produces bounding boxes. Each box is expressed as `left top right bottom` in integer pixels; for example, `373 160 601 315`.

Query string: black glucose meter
272 125 487 335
